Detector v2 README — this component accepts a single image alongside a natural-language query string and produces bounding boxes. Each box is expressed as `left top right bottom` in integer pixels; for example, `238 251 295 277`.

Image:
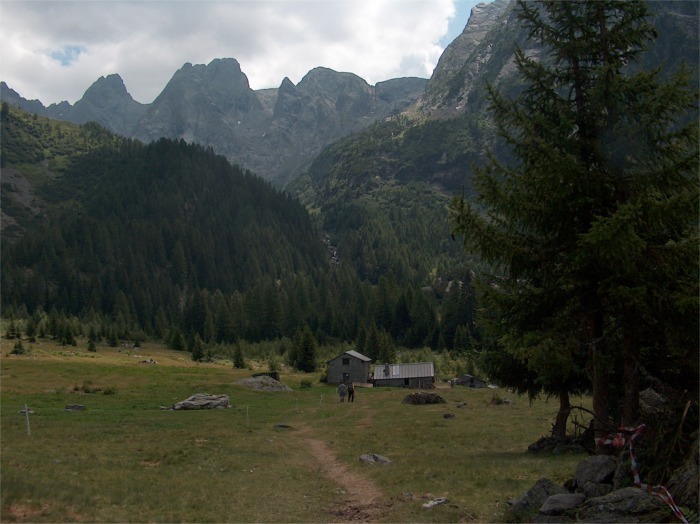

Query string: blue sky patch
50 45 86 66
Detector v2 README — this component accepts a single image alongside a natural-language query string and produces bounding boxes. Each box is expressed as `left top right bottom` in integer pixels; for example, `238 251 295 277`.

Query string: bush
11 340 25 355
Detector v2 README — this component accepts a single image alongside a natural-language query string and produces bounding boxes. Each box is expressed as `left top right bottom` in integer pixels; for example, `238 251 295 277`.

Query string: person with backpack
338 382 347 402
347 383 355 402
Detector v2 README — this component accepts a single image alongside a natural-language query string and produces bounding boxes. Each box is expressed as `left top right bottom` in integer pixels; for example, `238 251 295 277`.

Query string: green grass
1 339 588 522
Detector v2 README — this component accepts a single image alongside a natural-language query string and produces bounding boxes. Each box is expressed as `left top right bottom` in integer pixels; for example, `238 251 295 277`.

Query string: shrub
11 339 25 355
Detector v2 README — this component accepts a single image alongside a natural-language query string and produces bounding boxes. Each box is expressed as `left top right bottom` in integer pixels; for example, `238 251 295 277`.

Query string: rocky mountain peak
81 74 132 103
420 0 512 116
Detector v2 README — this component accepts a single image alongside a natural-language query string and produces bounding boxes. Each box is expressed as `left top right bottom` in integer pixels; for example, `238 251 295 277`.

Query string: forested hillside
1 105 478 356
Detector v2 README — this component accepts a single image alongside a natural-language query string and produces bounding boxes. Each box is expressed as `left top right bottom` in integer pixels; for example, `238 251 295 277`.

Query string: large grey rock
236 376 292 391
667 437 699 511
577 487 668 523
172 393 229 410
539 493 586 515
506 478 568 522
639 388 668 418
575 455 618 485
401 392 446 405
580 480 613 499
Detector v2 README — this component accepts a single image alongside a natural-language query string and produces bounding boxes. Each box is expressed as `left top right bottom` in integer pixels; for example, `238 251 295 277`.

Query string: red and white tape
597 424 688 524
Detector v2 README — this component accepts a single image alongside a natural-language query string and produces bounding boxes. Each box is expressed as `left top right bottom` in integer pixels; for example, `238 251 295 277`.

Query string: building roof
374 362 434 380
327 350 372 364
345 350 371 361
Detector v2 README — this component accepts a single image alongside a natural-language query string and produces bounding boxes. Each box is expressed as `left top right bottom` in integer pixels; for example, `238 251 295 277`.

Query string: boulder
539 493 586 515
580 480 613 499
235 376 292 391
576 487 669 522
639 388 668 418
667 437 699 511
402 392 446 405
575 455 617 485
505 478 568 522
528 436 587 455
172 393 229 410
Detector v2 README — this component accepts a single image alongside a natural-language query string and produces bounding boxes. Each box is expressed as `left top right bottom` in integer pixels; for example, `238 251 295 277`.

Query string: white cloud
0 0 477 106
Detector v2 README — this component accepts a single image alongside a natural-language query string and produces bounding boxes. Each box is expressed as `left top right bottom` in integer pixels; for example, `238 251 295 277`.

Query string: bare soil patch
295 426 391 522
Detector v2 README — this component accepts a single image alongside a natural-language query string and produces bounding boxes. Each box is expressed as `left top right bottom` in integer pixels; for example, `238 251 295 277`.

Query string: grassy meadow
1 338 589 522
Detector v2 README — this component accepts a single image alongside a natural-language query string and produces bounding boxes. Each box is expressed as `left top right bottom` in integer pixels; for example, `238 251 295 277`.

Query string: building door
342 372 350 383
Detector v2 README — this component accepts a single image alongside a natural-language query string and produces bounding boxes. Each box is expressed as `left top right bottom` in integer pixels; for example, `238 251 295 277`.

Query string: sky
0 0 485 106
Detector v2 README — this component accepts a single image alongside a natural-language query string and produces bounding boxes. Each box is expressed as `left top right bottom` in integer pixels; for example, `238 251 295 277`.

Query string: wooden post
24 404 31 436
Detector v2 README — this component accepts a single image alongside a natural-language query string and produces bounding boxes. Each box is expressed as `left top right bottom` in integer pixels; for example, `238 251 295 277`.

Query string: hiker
338 382 347 402
347 383 355 402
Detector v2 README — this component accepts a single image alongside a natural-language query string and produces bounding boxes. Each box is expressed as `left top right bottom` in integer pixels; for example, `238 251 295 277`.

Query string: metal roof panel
374 362 434 379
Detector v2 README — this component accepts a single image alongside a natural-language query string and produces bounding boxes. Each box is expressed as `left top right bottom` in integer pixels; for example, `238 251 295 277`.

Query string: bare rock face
421 0 513 116
172 393 229 410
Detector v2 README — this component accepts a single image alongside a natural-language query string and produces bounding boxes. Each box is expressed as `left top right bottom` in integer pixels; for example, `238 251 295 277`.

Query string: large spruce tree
450 0 698 446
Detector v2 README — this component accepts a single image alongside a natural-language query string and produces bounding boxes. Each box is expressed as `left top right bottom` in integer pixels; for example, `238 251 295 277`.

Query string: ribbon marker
597 424 688 524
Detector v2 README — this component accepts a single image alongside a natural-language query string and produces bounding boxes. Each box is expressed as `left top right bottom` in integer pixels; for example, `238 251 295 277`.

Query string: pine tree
450 0 698 444
293 325 317 373
233 343 245 369
189 334 206 363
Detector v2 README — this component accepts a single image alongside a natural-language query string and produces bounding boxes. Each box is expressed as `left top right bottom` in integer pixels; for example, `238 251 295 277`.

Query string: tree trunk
622 334 640 426
552 389 571 438
591 311 612 454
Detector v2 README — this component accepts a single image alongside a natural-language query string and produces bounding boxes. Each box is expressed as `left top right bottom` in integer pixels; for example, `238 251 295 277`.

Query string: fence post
24 404 31 435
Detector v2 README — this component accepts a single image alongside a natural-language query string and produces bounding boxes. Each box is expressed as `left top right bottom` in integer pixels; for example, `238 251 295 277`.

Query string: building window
342 358 350 365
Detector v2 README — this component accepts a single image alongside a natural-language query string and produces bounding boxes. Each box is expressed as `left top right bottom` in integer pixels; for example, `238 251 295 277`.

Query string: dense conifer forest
1 105 479 359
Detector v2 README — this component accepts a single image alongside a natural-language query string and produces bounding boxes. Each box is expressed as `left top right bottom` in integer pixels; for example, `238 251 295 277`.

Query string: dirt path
295 425 390 522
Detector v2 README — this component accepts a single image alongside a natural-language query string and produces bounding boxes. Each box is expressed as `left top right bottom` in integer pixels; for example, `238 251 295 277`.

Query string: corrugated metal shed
375 362 434 379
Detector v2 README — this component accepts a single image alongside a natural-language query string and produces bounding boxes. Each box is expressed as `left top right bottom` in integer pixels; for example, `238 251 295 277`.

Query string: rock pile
505 453 687 522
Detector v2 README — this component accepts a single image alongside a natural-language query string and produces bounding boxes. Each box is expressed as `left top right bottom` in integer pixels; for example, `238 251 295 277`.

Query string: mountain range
3 0 695 192
1 0 522 187
1 61 427 188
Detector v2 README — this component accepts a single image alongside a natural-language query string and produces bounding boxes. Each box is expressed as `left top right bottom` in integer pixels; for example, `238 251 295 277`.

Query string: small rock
64 404 86 411
422 497 449 509
443 413 456 419
274 424 293 429
359 453 392 465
